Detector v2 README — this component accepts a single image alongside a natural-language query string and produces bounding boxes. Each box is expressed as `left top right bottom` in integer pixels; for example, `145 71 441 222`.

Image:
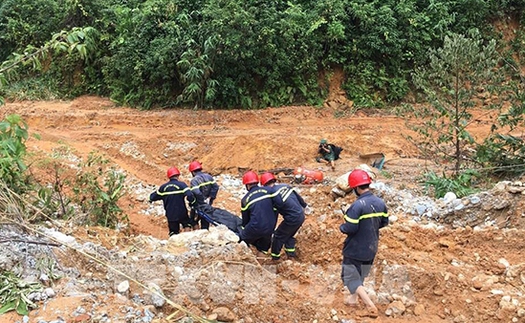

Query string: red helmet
189 161 202 172
260 172 276 186
167 167 181 178
242 170 259 185
348 169 371 189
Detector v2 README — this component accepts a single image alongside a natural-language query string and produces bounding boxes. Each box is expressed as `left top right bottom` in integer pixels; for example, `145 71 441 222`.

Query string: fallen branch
0 239 61 247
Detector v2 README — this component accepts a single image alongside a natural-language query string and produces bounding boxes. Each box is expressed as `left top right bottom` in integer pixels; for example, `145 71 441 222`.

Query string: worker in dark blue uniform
340 169 388 318
149 167 196 237
238 170 278 257
260 172 307 261
188 160 219 230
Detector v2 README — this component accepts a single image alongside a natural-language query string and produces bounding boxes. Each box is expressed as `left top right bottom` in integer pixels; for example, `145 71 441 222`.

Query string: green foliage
177 37 219 109
379 170 393 179
474 71 525 177
102 0 188 108
0 0 64 61
70 152 128 228
0 114 31 193
401 31 501 174
36 256 62 281
423 170 480 198
0 271 42 315
2 0 524 108
33 161 75 220
0 27 97 103
476 134 525 177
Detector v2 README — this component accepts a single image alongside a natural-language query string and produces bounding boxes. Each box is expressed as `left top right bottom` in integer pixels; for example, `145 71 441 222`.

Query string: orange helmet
167 167 181 178
189 161 202 172
242 170 259 185
260 172 276 186
348 169 371 189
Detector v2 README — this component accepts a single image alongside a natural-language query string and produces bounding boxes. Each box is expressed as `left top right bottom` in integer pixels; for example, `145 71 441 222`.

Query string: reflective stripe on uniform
284 247 295 253
241 192 273 211
190 179 216 191
281 187 295 202
344 212 388 224
271 186 296 202
271 253 281 258
156 185 190 196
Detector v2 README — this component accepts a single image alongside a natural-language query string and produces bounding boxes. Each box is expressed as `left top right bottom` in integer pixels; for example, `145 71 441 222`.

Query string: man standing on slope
340 169 388 318
188 160 219 230
149 167 196 237
239 170 278 258
260 172 308 261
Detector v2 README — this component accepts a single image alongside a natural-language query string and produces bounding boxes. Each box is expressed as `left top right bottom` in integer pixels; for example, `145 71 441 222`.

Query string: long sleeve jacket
149 179 196 222
340 191 389 261
240 186 278 240
190 171 219 205
271 184 307 225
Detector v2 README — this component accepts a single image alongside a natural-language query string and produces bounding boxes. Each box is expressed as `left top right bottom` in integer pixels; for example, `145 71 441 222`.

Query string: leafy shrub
0 114 33 194
0 0 63 60
423 170 480 198
32 161 75 220
70 152 128 228
0 271 42 315
476 134 525 178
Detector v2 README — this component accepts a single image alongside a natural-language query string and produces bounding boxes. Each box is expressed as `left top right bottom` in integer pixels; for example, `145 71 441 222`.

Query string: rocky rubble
3 173 525 322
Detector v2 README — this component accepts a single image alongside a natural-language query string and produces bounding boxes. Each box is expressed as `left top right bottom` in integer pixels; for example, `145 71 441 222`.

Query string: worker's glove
209 197 215 206
304 206 313 215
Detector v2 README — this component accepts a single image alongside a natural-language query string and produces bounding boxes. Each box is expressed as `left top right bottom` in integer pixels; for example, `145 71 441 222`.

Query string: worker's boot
256 250 268 259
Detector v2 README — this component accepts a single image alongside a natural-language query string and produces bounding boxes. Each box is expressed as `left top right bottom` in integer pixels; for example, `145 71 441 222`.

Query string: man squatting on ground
149 167 196 236
260 172 307 261
238 170 278 256
188 160 220 230
340 169 389 318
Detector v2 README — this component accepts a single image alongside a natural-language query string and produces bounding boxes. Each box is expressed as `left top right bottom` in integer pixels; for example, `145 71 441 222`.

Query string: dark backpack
329 144 343 160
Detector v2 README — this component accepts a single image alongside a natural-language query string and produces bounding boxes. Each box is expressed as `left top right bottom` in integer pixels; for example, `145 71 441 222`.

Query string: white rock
224 230 241 243
499 295 518 311
43 229 76 245
117 280 130 294
443 192 457 204
498 258 510 268
44 288 56 298
173 266 184 275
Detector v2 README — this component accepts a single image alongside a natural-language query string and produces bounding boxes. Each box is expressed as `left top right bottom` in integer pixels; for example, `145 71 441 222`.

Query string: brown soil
1 96 524 323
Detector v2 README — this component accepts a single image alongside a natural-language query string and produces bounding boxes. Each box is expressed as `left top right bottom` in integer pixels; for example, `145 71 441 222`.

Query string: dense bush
1 0 524 109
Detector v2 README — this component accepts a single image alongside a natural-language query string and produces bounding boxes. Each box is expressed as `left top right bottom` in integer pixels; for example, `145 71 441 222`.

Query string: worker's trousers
271 217 304 259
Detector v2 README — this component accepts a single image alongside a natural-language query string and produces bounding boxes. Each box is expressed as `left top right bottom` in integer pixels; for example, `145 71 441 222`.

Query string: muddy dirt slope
1 97 525 323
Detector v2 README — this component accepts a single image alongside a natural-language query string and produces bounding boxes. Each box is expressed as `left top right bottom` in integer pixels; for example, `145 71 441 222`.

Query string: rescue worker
188 160 219 230
260 172 307 261
317 139 336 171
340 169 389 318
149 167 196 237
238 170 278 257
